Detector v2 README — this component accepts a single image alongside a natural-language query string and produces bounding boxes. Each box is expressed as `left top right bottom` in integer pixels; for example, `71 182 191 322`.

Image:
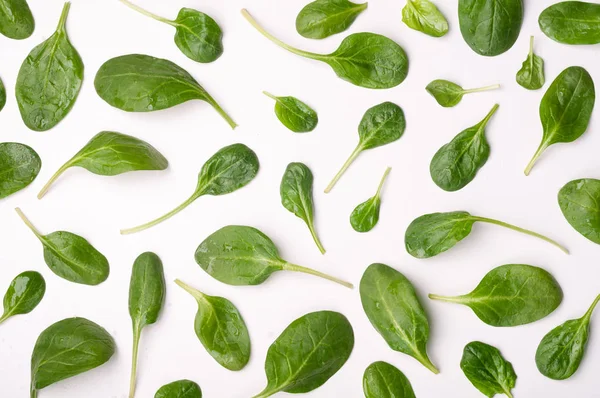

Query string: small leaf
461 341 517 398
264 92 318 133
558 178 600 244
155 380 202 398
426 80 500 107
0 0 34 39
0 142 41 199
402 0 448 38
295 0 368 39
0 271 45 325
363 361 416 398
350 167 390 232
0 76 6 111
516 36 545 90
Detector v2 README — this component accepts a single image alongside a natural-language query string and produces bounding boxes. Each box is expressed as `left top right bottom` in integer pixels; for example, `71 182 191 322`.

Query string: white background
1 0 599 397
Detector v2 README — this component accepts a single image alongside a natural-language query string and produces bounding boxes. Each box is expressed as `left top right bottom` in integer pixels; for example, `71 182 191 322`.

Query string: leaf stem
262 91 278 101
37 162 72 199
129 327 141 398
375 167 391 197
529 35 534 56
204 94 238 129
15 208 43 239
56 2 71 33
415 352 440 374
428 293 465 303
283 262 353 289
463 84 501 94
325 144 363 193
307 223 326 254
30 386 37 398
0 312 9 325
174 279 205 301
119 0 173 25
504 389 514 398
583 294 600 321
478 104 500 129
120 194 199 235
524 141 548 176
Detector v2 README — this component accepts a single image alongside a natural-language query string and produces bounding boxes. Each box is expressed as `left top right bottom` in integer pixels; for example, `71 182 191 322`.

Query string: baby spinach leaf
524 66 595 175
0 142 41 199
363 361 416 398
263 92 318 133
429 263 563 327
325 102 405 192
459 0 523 56
405 211 569 258
16 2 83 131
536 294 600 380
120 0 222 63
195 225 353 288
281 162 326 254
175 279 250 371
540 1 600 45
0 76 6 111
30 317 115 398
426 80 500 108
516 36 545 90
155 380 202 398
253 311 354 398
558 178 600 244
94 54 236 129
360 263 438 373
350 167 390 232
129 252 165 398
430 104 499 191
16 208 110 285
243 9 408 89
38 131 168 199
296 0 367 39
0 0 34 39
0 271 45 325
402 0 448 38
461 341 517 398
121 143 258 234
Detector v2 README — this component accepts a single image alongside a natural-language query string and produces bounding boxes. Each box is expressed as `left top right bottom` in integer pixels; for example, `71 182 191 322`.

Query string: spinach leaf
426 80 500 108
15 208 110 285
458 0 523 56
264 92 318 133
195 225 353 288
405 211 569 258
129 252 165 398
536 294 600 380
524 66 595 175
402 0 448 38
325 102 405 192
38 131 168 199
155 380 202 398
30 317 115 398
16 2 83 131
516 36 545 90
243 9 408 89
429 264 563 326
0 76 5 111
0 0 34 39
121 143 258 234
281 162 325 253
94 54 236 129
0 271 45 325
175 279 250 371
360 263 438 373
461 341 517 398
430 104 499 191
363 361 415 398
120 0 222 63
350 167 390 232
540 1 600 45
296 0 367 39
0 142 41 199
253 311 354 397
558 178 600 244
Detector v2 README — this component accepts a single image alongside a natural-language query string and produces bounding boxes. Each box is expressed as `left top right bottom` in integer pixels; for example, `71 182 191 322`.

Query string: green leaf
264 92 318 133
175 279 250 371
243 10 408 89
540 1 600 45
38 131 168 199
16 2 83 131
430 104 498 191
558 178 600 244
360 263 438 373
402 0 448 38
295 0 368 39
516 36 545 90
252 311 354 398
194 225 353 288
325 102 405 192
94 54 236 129
426 80 500 108
155 380 202 398
0 271 45 325
0 0 34 39
524 66 595 175
536 294 600 380
461 341 517 398
0 142 41 199
30 317 115 398
129 252 166 398
429 264 563 327
0 76 6 111
405 211 568 258
16 208 110 286
121 143 259 234
350 167 390 232
363 361 416 398
458 0 523 56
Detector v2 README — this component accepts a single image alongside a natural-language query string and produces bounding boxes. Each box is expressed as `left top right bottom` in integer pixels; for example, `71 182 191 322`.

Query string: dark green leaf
0 76 5 111
0 142 41 199
16 2 83 131
350 167 390 232
558 178 600 244
429 264 563 326
363 361 416 398
540 1 600 45
426 80 500 107
516 36 545 90
402 0 448 38
295 0 368 39
461 341 517 398
0 0 34 39
155 380 202 398
0 271 45 325
264 92 318 133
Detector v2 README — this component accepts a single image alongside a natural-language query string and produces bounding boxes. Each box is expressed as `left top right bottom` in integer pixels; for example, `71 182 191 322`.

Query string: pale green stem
119 0 173 25
204 94 238 129
283 262 353 289
325 144 363 193
583 294 600 321
120 194 199 235
375 167 391 197
56 2 71 33
504 389 514 398
0 312 9 325
174 279 205 301
416 353 440 375
524 141 548 176
529 35 535 56
478 104 500 129
262 91 278 101
428 293 467 303
129 325 141 398
463 84 501 94
15 208 43 239
30 386 37 398
37 161 72 199
307 223 326 255
252 389 280 398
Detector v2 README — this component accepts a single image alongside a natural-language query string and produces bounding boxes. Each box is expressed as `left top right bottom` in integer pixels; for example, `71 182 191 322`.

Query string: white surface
1 0 599 397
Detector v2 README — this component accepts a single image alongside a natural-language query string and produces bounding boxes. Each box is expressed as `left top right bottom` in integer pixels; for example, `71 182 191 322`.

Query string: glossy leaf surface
461 341 517 398
0 271 45 325
0 142 41 199
426 79 499 108
363 361 415 398
559 179 600 244
350 167 390 232
0 0 34 39
155 380 202 398
264 92 318 133
402 0 448 37
516 36 545 90
296 0 367 39
540 1 600 45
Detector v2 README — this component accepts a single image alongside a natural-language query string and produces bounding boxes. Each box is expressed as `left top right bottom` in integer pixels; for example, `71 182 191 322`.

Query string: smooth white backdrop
1 0 599 397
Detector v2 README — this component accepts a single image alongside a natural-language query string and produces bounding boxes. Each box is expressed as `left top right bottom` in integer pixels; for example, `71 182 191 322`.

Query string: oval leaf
516 36 545 90
363 361 416 398
0 0 34 39
0 142 41 199
426 79 500 108
264 92 318 133
461 341 517 397
558 178 600 244
402 0 448 38
155 380 202 398
296 0 368 39
539 1 600 45
173 8 223 63
350 167 390 232
0 271 45 324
